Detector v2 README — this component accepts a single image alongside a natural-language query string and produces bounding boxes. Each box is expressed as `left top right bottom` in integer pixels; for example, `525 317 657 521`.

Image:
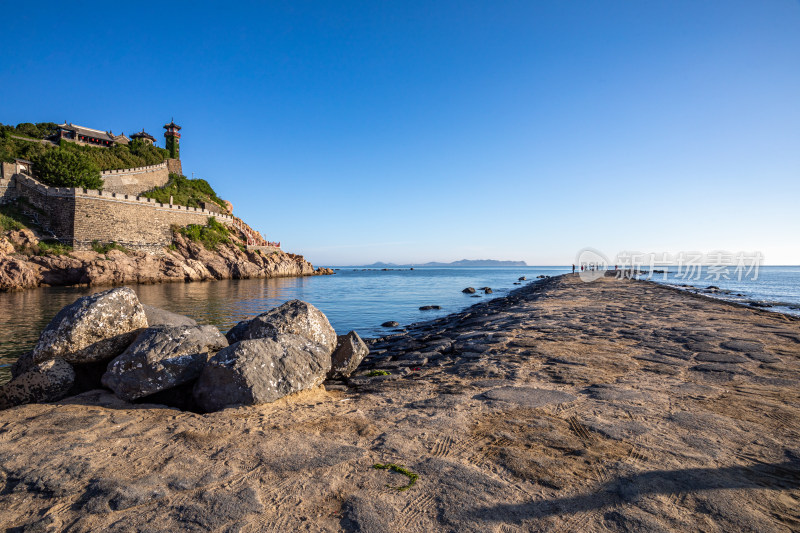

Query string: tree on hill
32 149 103 189
0 122 59 139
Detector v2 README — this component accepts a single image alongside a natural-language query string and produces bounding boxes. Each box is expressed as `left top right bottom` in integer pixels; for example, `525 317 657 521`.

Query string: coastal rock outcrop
32 287 147 365
462 287 476 294
381 321 399 328
193 335 332 412
225 300 337 354
0 358 75 409
101 325 228 401
0 226 329 292
328 331 369 379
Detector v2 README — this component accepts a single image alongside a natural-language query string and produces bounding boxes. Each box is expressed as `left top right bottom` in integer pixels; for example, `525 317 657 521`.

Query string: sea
1 265 798 381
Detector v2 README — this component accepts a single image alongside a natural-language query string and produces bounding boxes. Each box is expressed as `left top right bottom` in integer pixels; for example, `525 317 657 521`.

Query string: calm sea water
0 267 567 372
2 265 798 380
647 265 800 316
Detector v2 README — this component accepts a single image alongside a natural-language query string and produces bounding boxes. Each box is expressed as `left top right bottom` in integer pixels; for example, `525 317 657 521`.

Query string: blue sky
2 1 799 265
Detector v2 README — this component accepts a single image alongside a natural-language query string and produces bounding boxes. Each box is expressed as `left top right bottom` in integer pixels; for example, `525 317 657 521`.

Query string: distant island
344 259 528 268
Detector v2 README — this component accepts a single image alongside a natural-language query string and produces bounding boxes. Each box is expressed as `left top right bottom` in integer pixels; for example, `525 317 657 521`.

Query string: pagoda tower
163 119 181 159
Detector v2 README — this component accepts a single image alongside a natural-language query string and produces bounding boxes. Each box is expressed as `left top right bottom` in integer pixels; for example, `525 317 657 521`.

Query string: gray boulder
101 325 228 401
193 334 331 412
224 300 336 355
0 358 75 409
142 305 197 327
32 287 147 365
328 331 369 379
10 351 34 378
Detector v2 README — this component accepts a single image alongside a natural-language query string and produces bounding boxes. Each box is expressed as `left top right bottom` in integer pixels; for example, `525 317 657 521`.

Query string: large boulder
32 287 147 365
142 305 197 327
193 334 331 412
225 300 336 355
328 331 369 379
102 325 228 401
0 358 75 410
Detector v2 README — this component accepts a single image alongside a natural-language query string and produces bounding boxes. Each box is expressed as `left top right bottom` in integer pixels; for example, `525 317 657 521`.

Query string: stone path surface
1 273 799 531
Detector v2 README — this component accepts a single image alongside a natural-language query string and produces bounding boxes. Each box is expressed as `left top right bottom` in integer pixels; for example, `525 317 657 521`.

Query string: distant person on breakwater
572 264 576 273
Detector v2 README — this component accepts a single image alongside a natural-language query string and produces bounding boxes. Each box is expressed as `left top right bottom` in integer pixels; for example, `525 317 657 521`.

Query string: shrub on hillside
0 122 58 140
175 217 231 250
143 173 227 210
0 135 48 164
60 139 168 171
32 149 103 189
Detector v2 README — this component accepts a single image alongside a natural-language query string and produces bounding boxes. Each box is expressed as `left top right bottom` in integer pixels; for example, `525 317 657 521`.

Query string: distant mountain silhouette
348 259 528 268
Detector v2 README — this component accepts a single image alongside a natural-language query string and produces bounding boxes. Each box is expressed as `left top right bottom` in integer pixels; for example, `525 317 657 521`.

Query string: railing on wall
232 216 279 248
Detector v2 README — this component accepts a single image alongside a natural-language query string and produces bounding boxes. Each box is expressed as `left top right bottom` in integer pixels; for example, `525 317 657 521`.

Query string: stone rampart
100 162 170 195
10 174 233 250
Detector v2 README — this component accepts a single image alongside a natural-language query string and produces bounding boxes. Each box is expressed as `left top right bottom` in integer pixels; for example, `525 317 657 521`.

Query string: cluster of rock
0 228 333 291
0 288 367 412
462 287 492 295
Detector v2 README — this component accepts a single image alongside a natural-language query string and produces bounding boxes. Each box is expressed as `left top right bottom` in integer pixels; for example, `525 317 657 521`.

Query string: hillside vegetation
142 173 228 211
1 122 170 188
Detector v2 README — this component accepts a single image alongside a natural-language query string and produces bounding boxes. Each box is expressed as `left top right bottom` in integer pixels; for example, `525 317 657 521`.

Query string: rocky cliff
0 227 332 291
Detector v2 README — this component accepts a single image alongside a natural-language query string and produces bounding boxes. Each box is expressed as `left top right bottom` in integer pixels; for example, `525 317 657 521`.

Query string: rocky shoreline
0 273 799 531
0 227 332 291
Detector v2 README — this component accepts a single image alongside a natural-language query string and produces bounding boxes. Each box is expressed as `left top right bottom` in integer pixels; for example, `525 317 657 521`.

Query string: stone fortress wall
99 157 183 195
0 160 231 251
100 162 170 195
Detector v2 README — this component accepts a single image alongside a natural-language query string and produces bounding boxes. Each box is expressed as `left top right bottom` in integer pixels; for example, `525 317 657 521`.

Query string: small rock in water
419 305 441 311
462 287 476 294
382 321 400 327
518 276 527 281
483 288 493 294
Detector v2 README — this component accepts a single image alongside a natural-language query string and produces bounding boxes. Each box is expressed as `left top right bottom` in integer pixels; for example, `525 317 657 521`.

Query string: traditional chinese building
54 123 130 147
130 130 157 145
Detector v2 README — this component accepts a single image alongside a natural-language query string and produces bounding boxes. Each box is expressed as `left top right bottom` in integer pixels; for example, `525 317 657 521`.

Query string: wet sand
0 273 799 531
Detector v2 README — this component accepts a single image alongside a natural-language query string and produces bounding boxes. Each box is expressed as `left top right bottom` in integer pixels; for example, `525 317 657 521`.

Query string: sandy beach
1 273 798 531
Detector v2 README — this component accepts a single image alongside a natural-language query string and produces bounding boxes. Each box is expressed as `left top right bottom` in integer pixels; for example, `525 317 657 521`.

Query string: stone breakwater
0 274 799 532
0 228 332 291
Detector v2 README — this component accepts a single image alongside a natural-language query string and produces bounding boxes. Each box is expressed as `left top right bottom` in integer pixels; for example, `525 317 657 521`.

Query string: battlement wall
100 161 170 195
9 174 232 250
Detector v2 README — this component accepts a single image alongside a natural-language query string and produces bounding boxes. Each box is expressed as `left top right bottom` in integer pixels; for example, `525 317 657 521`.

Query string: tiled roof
130 130 156 141
58 123 115 142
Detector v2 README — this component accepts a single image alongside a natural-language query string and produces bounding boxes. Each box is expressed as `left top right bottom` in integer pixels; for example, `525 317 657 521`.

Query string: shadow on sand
470 450 800 523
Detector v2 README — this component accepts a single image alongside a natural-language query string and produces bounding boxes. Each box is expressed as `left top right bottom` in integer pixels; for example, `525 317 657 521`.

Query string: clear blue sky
2 1 799 265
